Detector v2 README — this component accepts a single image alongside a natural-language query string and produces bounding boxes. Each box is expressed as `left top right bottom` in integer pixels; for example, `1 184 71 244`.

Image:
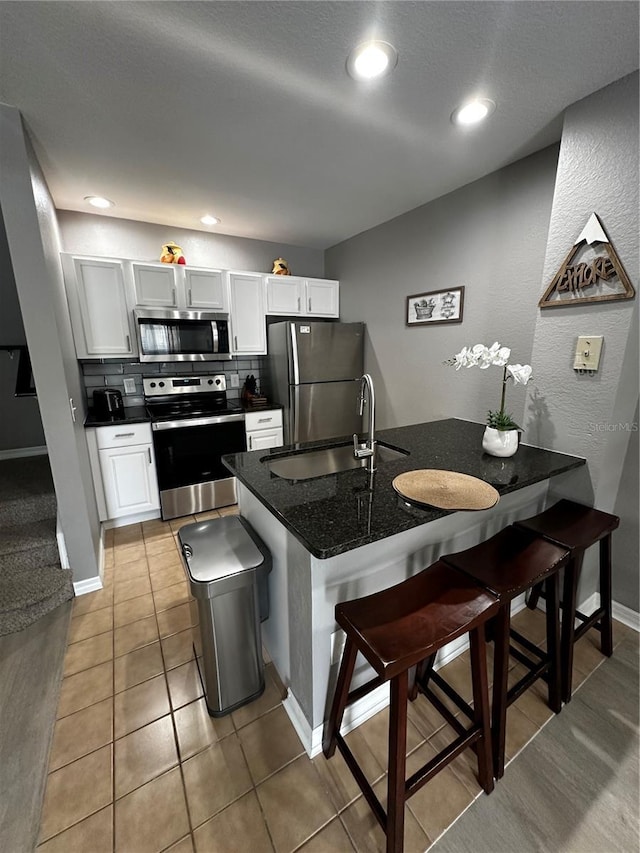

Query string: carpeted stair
0 456 74 636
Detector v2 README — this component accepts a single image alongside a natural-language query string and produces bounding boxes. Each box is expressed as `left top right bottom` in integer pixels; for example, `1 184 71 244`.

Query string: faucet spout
352 374 376 468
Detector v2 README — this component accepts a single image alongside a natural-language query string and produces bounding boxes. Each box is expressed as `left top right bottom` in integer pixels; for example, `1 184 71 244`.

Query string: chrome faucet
353 373 376 468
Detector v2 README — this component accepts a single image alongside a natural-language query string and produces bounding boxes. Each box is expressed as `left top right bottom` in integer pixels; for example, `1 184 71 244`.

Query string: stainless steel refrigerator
267 321 365 445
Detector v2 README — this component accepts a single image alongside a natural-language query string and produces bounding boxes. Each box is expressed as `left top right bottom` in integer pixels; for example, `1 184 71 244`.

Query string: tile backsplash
81 357 270 409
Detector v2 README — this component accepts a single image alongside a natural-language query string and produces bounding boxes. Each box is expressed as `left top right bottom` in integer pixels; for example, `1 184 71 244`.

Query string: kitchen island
223 418 585 756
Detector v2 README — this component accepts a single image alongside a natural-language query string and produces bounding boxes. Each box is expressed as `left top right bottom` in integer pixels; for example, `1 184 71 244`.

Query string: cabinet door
247 428 283 452
132 262 178 307
228 273 266 354
185 268 228 311
306 279 339 317
98 444 160 518
265 276 304 315
71 257 135 357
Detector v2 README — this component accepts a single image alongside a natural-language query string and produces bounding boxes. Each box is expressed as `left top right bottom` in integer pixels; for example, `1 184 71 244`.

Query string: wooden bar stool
323 561 500 853
514 499 619 703
441 526 570 779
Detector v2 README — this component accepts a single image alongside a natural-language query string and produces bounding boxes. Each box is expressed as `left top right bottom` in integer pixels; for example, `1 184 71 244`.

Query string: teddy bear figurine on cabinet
160 242 186 265
272 257 291 275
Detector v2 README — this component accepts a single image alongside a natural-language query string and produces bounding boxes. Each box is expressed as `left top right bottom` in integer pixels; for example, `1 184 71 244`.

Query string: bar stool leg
323 639 358 758
600 535 614 658
526 584 543 611
469 626 494 793
491 606 511 780
545 571 562 714
409 654 436 702
560 555 580 704
386 670 409 853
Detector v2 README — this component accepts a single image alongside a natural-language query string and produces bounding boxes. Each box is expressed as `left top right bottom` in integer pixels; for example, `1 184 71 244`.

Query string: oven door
135 310 231 362
151 414 246 519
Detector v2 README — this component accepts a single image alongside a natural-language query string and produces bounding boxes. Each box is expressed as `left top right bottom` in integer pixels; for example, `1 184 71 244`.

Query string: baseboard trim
0 445 48 460
103 509 161 529
612 600 640 632
73 575 103 596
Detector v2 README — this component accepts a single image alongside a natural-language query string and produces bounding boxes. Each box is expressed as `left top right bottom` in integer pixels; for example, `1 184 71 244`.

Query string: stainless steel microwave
134 309 232 362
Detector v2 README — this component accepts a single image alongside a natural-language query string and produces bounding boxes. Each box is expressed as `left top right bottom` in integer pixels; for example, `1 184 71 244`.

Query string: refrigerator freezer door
291 322 364 384
290 380 361 444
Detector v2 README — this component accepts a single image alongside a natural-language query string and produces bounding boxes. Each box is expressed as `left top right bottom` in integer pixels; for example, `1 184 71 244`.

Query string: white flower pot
482 426 519 458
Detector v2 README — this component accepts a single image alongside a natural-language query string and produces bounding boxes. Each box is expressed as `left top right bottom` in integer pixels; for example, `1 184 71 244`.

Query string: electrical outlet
573 336 603 372
230 373 240 388
123 377 137 395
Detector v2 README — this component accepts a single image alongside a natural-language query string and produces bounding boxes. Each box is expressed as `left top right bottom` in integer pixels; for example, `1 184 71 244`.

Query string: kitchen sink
264 442 409 481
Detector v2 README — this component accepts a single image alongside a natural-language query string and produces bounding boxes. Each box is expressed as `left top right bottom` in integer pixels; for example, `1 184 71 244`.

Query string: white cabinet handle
297 297 300 312
248 435 253 450
258 417 272 423
126 334 131 351
115 432 135 438
308 298 312 312
188 288 192 305
147 447 152 463
234 335 238 350
172 289 176 305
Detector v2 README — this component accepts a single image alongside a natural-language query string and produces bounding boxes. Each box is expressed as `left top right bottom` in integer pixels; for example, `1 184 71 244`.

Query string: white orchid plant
446 342 532 431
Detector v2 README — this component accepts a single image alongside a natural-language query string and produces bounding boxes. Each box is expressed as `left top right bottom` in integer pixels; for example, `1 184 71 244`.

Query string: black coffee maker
93 388 125 419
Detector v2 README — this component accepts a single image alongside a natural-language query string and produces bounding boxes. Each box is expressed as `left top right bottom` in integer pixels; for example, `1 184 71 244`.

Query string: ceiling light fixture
451 98 496 126
84 195 114 209
200 215 220 226
347 41 398 81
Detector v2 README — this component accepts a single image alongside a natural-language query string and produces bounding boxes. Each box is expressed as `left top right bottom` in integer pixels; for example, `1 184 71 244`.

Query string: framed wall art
406 286 465 326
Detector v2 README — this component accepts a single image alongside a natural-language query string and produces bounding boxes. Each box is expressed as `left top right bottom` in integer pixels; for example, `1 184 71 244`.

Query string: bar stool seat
441 525 570 779
514 499 619 702
323 561 500 853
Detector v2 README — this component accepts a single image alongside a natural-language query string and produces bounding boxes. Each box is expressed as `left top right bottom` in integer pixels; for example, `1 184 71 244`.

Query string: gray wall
0 103 100 583
0 209 46 451
58 211 324 278
525 72 639 611
326 145 559 430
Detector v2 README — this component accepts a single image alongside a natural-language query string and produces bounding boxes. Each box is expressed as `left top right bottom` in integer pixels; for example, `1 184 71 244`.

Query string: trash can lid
178 516 266 583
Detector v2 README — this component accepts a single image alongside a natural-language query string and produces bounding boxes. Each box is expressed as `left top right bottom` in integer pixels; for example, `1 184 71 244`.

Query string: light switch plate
123 377 137 395
573 335 603 371
230 373 240 388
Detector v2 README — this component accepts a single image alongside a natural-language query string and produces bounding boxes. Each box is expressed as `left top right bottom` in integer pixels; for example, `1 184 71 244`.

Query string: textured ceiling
0 2 638 249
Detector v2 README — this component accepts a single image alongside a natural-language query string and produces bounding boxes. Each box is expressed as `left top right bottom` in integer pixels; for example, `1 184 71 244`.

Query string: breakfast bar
223 418 585 756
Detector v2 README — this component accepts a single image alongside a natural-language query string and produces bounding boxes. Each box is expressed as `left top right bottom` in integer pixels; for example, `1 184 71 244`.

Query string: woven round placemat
392 469 499 511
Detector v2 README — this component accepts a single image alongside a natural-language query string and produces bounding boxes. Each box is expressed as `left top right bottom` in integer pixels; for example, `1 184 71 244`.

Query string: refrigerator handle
292 385 301 443
290 322 300 385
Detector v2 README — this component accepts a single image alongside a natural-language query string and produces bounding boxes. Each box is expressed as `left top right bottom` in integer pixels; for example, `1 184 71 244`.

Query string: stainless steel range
144 375 246 520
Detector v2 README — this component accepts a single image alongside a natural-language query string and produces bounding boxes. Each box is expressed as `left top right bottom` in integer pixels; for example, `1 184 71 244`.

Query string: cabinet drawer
245 409 282 432
96 422 153 449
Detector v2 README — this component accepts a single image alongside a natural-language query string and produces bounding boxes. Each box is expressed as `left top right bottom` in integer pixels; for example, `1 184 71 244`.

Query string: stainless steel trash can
178 515 272 717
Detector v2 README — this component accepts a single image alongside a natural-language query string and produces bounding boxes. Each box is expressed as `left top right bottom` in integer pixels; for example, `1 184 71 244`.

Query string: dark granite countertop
84 406 150 427
222 418 585 560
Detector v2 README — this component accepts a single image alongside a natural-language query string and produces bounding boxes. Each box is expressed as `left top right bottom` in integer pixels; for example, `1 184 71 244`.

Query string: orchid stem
500 366 507 415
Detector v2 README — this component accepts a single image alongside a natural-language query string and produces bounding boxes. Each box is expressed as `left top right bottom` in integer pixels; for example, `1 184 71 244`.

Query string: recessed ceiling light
347 41 398 81
451 98 496 126
200 215 220 226
84 195 114 209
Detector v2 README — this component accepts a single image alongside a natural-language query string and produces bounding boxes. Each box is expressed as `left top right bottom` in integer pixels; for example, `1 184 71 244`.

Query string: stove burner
143 374 240 423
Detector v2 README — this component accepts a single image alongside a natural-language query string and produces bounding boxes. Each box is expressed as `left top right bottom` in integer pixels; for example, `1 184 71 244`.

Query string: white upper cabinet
228 272 266 355
265 275 339 317
184 267 228 311
265 276 305 315
132 262 178 307
62 255 136 358
306 278 339 317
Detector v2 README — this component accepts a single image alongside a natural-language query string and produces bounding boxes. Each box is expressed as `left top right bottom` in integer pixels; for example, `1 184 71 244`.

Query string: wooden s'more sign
539 213 635 308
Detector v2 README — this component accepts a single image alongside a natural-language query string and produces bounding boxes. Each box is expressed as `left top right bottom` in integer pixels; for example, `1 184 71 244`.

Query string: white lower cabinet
87 423 160 521
245 409 283 452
